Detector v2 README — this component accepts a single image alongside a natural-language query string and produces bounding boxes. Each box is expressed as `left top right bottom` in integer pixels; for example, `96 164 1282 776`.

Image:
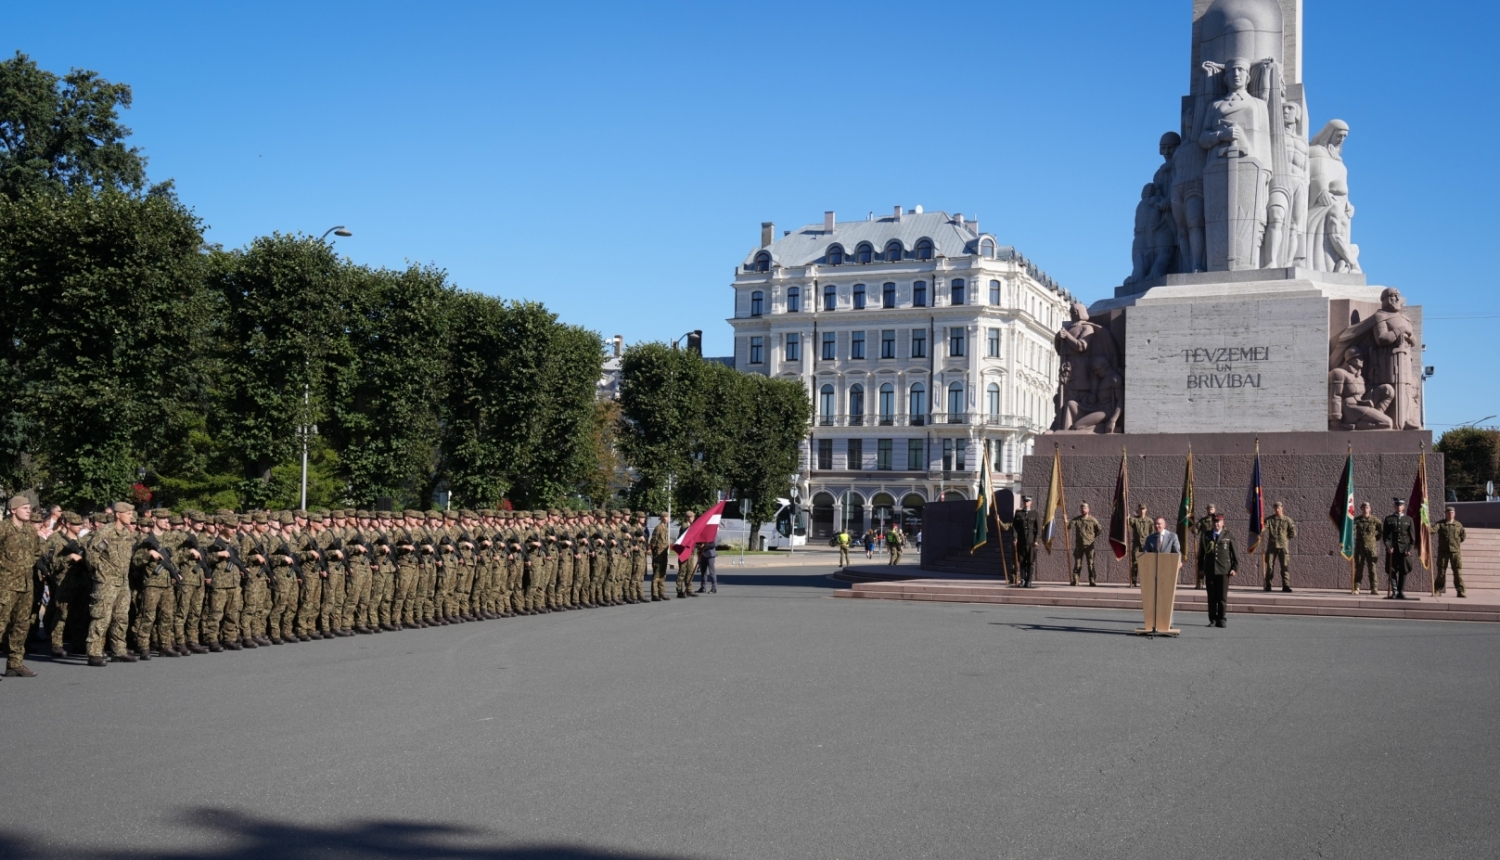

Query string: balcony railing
815 412 1047 432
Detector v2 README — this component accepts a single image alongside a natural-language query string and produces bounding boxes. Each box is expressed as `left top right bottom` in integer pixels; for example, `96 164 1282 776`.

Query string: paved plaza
3 564 1497 860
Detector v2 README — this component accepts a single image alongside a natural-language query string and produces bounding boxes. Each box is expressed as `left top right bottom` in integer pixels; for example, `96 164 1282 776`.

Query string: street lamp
664 330 705 524
298 384 317 510
319 225 353 242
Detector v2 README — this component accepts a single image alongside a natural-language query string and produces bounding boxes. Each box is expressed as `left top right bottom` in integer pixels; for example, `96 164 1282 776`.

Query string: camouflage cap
425 510 443 520
150 507 172 518
403 509 423 519
357 510 372 520
443 510 459 521
7 494 29 511
279 512 295 525
29 510 45 522
460 509 476 519
214 507 235 517
169 515 184 526
343 508 357 518
377 511 392 521
111 501 133 514
309 512 325 523
252 513 269 524
216 514 236 526
62 511 83 526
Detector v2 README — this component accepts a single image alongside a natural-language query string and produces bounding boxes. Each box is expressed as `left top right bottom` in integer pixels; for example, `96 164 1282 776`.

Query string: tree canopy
1436 426 1500 502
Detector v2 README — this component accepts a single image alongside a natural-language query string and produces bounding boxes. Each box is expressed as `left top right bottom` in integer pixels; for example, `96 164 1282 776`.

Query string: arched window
882 282 896 309
750 290 764 317
913 280 927 307
852 284 866 310
947 382 964 423
915 238 934 260
823 284 837 311
855 242 874 264
989 279 1001 304
979 238 996 258
885 240 903 262
848 384 864 426
909 383 926 426
786 287 801 313
753 251 771 272
878 383 895 425
986 383 1001 420
826 245 845 266
819 385 835 425
951 279 966 306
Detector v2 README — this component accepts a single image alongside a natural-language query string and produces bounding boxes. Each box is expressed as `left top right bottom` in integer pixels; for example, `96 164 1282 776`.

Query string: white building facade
728 207 1072 539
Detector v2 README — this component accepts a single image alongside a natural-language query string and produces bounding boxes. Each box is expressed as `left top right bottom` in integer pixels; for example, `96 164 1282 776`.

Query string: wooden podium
1135 552 1182 637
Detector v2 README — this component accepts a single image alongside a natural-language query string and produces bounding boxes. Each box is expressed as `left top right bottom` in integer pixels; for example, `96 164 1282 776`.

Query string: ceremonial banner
1245 440 1265 554
1408 449 1432 571
1042 446 1066 555
1175 448 1194 551
672 500 725 563
1108 447 1129 561
971 444 994 554
1329 450 1355 560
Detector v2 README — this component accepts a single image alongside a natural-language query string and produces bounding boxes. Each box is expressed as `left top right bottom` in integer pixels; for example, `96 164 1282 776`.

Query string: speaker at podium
1135 553 1182 637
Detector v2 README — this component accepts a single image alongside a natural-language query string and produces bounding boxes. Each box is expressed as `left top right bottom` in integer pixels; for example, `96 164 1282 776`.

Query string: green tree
724 374 810 544
618 342 709 513
1436 426 1500 501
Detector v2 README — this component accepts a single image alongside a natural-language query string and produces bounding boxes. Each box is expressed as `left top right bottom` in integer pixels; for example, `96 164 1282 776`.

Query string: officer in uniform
1012 496 1041 588
1197 512 1238 628
1434 506 1466 598
1263 502 1298 592
1352 502 1381 595
1193 503 1219 589
649 512 672 601
1127 504 1152 588
1382 498 1416 600
1068 503 1101 586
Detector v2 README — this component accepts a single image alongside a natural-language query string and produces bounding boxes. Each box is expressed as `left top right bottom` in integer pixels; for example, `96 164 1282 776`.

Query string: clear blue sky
5 0 1496 431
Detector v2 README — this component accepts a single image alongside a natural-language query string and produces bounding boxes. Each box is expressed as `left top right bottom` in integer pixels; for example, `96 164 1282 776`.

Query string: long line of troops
0 498 712 679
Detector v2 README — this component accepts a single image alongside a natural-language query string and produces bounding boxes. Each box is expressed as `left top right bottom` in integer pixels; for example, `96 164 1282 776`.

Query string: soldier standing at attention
1198 512 1238 628
1012 496 1041 588
202 514 244 652
886 524 905 566
1263 502 1298 592
1127 504 1152 588
131 509 180 659
239 513 270 647
1192 503 1219 589
44 512 87 656
1069 503 1101 586
836 526 851 569
174 511 208 654
0 495 42 677
649 512 672 601
632 511 649 603
267 513 300 643
676 510 696 598
1352 502 1381 595
85 502 139 666
1382 498 1416 600
1434 506 1466 598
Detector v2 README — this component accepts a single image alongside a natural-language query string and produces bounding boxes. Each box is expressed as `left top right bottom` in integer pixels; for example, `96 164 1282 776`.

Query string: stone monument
1017 0 1441 591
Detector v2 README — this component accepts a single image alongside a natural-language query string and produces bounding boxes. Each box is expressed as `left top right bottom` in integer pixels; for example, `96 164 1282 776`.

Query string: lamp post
298 384 316 510
319 225 353 242
664 330 704 526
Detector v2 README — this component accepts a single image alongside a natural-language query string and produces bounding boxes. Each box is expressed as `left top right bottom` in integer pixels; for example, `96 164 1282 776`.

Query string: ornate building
728 207 1072 538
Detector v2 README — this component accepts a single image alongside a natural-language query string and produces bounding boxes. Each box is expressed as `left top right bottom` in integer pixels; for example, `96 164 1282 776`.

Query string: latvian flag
673 499 726 563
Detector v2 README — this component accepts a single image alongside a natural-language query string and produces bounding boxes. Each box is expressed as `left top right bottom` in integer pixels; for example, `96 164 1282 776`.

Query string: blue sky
5 0 1496 430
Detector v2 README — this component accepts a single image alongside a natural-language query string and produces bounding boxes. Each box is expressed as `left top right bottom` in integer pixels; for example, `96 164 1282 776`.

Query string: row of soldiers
0 497 711 678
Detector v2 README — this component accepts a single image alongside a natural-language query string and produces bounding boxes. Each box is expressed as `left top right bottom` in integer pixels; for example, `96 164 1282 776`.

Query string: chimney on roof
913 204 923 214
760 222 774 248
612 335 623 358
824 211 835 233
894 205 902 222
953 213 965 226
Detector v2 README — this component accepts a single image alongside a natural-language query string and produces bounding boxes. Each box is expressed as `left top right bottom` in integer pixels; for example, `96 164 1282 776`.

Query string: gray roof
744 211 1011 269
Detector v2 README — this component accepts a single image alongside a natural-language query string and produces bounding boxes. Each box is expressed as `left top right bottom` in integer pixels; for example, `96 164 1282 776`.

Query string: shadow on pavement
0 808 688 860
993 622 1141 636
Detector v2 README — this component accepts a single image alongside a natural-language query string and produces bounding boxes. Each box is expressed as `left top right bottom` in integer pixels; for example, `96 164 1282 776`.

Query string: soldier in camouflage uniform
631 511 648 602
131 509 181 658
416 511 439 625
1262 502 1298 592
1352 502 1381 595
173 511 209 653
85 502 139 666
1069 503 1101 586
0 495 42 676
238 513 271 647
371 512 396 629
1127 504 1152 588
1434 506 1466 598
649 512 672 602
43 512 89 655
202 513 244 651
266 512 300 643
294 511 325 639
343 511 375 632
677 510 697 598
318 511 350 636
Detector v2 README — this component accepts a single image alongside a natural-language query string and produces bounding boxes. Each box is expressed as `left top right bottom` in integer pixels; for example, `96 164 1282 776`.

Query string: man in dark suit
1382 498 1416 600
1196 513 1238 628
1012 496 1041 588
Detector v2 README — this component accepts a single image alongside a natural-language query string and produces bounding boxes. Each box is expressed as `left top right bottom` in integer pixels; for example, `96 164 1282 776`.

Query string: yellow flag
1042 446 1066 554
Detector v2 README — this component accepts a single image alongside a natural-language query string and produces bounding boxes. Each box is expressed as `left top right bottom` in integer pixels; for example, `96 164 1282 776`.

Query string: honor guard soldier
1382 498 1416 600
1263 502 1298 592
1012 496 1041 588
1193 504 1219 589
1127 504 1152 588
1197 512 1239 628
1434 506 1466 598
1069 503 1101 586
1352 503 1381 595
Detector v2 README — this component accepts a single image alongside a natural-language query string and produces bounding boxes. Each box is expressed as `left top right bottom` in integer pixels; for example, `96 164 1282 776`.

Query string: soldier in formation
1352 502 1381 595
1382 498 1416 600
1434 506 1466 598
1192 503 1220 589
1126 503 1152 588
1263 502 1298 593
1011 496 1040 588
1068 502 1101 586
0 499 675 677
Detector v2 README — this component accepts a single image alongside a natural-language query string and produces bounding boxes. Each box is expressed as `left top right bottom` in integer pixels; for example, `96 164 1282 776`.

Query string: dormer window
752 251 771 272
826 245 845 266
979 238 996 258
885 240 903 262
855 242 874 264
915 238 934 261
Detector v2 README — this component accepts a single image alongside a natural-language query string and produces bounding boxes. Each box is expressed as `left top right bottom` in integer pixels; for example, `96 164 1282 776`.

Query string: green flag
1329 451 1355 560
971 443 994 553
1175 448 1194 550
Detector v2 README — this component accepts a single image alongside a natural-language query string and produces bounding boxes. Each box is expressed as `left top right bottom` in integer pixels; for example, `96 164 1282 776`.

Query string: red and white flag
672 500 725 563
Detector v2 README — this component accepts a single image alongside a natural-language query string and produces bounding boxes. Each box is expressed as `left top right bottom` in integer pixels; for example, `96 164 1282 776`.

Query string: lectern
1134 552 1181 637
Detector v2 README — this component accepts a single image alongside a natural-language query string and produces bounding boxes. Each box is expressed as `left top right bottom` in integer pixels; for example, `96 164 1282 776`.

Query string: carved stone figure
1264 100 1309 268
1306 120 1359 273
1067 357 1124 434
1171 106 1208 273
1368 288 1418 429
1052 304 1122 434
1199 58 1276 271
1328 349 1393 430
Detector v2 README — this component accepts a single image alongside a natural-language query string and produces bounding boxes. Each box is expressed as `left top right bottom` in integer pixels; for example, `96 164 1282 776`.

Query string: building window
979 238 996 258
942 439 954 471
911 329 926 359
956 439 967 471
876 439 893 470
849 384 864 425
749 336 764 364
986 383 1000 419
913 280 927 307
850 330 865 359
907 438 924 471
987 328 1000 358
950 327 965 357
951 279 966 306
915 238 934 260
880 329 895 359
882 283 895 309
885 240 903 262
947 382 964 422
753 251 771 272
855 242 874 264
817 438 833 470
847 438 863 470
824 284 837 311
821 332 836 360
819 385 835 425
827 245 844 266
989 279 1001 305
787 287 801 313
853 284 866 310
879 383 894 425
750 290 764 317
785 332 800 362
909 383 926 425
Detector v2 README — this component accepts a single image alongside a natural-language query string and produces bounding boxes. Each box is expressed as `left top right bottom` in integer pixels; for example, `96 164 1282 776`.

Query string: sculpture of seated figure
1328 351 1394 430
1066 357 1124 434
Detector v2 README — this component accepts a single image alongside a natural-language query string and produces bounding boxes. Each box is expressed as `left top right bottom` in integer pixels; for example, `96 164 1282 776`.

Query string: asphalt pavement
1 564 1496 860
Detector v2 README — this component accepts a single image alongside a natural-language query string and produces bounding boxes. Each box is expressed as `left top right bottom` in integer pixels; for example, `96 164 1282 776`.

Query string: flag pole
1349 443 1357 594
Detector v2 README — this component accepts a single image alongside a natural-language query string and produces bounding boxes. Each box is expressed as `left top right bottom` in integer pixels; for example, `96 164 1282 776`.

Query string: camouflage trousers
1265 548 1291 588
204 587 242 644
295 571 323 636
677 552 697 596
132 586 176 654
1436 552 1465 596
392 565 419 625
268 575 298 640
175 582 204 647
1354 550 1379 593
343 563 372 629
1070 546 1094 584
631 554 646 601
240 573 268 641
371 566 394 626
0 584 34 668
319 568 347 633
508 560 526 613
651 552 670 600
46 581 88 652
417 566 436 622
86 582 131 658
